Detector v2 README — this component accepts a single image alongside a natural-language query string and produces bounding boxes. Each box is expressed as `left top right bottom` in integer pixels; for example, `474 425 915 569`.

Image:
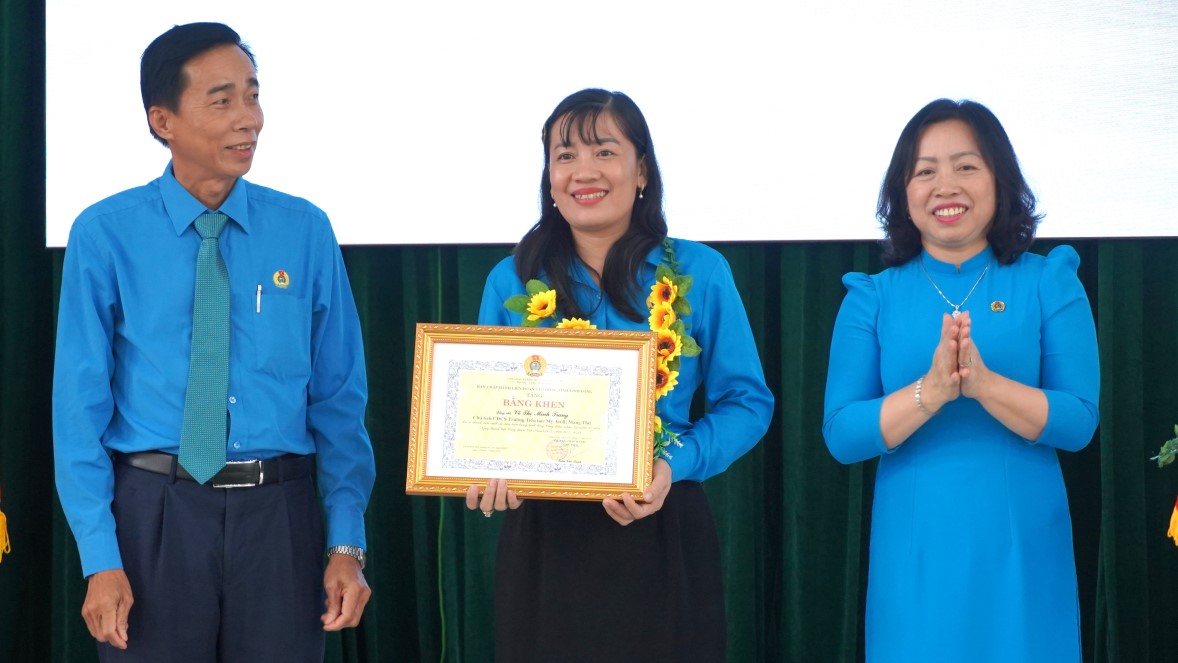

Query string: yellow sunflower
648 277 677 308
526 290 557 321
648 301 677 331
556 317 596 330
655 360 680 398
655 329 682 361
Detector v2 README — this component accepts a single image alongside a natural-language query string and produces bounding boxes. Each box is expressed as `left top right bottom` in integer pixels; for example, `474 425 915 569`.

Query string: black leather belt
116 451 313 488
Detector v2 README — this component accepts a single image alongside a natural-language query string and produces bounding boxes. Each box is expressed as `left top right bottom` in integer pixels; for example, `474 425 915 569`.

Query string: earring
552 201 557 208
638 187 645 200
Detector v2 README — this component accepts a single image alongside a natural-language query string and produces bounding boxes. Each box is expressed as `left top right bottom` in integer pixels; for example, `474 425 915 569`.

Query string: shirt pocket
252 292 312 379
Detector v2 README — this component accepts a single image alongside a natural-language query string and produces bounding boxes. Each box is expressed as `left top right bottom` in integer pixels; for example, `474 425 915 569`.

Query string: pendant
951 308 962 319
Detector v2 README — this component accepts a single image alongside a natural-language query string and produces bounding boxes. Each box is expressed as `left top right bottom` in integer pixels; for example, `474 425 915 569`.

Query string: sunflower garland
0 481 9 564
1152 425 1178 546
503 240 699 460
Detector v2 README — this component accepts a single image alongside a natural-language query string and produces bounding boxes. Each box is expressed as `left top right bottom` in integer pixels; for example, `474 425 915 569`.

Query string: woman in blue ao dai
823 99 1099 663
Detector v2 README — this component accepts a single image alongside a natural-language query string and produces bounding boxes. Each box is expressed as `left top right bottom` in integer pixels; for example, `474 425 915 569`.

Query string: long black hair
877 98 1041 266
513 89 666 322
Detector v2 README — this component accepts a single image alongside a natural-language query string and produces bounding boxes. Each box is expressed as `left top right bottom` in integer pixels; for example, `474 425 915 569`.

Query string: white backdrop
46 0 1178 246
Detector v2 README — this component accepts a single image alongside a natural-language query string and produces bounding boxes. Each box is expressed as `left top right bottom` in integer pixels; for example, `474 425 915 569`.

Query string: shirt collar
160 161 251 236
644 241 666 267
567 239 668 286
920 245 994 275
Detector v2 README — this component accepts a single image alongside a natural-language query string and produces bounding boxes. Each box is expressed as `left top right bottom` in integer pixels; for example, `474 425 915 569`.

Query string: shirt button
228 396 237 404
232 441 242 450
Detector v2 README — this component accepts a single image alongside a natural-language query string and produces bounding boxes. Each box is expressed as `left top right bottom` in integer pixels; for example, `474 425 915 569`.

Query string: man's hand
82 569 133 649
321 553 371 631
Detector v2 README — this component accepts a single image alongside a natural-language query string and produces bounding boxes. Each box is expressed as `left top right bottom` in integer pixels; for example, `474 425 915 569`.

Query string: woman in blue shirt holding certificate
467 88 774 662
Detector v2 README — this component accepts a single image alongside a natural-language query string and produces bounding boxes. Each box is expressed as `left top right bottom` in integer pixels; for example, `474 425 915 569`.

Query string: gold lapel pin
991 301 1006 313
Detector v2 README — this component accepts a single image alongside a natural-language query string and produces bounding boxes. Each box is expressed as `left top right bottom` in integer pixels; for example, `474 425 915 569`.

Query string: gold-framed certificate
405 323 658 501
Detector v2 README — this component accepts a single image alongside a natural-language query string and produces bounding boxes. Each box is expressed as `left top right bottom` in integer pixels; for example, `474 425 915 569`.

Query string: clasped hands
920 311 989 413
465 458 672 526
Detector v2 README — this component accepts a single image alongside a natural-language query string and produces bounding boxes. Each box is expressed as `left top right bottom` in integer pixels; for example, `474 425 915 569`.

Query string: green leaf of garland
525 279 550 296
672 297 692 317
503 294 530 313
654 263 675 283
1158 435 1178 468
679 334 702 357
673 275 693 296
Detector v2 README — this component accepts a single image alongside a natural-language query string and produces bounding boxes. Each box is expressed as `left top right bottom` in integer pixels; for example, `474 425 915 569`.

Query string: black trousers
98 460 325 663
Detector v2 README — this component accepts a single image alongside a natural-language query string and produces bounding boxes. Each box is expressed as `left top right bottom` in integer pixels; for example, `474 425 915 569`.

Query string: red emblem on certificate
523 354 547 377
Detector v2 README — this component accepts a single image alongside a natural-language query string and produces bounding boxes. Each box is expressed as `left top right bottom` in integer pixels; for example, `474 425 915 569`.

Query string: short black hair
513 88 667 323
877 99 1042 266
140 22 256 147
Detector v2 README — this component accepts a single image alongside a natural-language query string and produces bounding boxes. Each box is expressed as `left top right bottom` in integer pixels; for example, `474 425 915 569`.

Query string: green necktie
179 212 230 484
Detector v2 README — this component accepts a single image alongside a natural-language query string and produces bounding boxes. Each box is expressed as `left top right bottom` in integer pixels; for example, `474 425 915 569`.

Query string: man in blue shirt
52 22 375 661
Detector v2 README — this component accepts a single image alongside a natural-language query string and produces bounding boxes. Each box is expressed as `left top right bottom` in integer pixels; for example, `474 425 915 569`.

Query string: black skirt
494 481 725 662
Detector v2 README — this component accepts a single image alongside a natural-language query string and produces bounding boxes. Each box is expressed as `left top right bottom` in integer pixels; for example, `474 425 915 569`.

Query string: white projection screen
46 0 1178 246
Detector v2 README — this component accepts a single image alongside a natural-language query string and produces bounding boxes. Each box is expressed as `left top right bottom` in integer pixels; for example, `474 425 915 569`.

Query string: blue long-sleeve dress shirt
53 163 375 577
478 238 774 482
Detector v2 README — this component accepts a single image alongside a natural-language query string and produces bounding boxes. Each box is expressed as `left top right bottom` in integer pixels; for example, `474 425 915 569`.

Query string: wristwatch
327 545 366 570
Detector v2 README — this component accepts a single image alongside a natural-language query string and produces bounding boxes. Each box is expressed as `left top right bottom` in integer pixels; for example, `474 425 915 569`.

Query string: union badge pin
272 270 291 288
991 301 1006 313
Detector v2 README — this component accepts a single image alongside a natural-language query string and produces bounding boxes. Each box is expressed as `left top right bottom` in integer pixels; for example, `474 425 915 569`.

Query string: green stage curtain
4 4 1177 661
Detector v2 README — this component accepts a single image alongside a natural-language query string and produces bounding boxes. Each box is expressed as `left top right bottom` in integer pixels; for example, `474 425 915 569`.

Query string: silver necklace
920 258 992 318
